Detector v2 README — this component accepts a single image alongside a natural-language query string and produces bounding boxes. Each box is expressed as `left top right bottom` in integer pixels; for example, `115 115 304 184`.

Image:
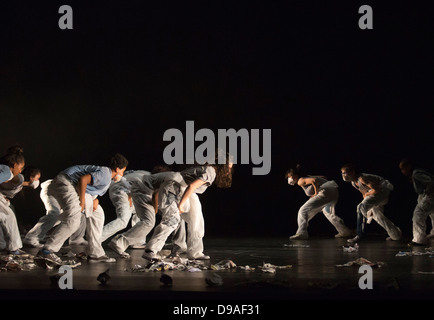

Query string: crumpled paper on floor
125 257 292 274
336 257 385 268
395 247 434 257
1 251 81 271
1 252 38 271
284 244 310 248
343 243 359 252
258 262 292 273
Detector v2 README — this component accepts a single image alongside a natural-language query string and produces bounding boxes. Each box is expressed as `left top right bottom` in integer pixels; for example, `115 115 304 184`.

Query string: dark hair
6 145 24 154
285 164 302 179
0 145 25 168
341 163 360 175
108 153 128 171
22 166 41 181
399 158 413 168
209 150 233 188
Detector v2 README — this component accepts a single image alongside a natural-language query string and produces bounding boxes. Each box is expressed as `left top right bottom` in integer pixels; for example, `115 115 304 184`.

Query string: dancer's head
108 153 128 182
285 164 302 185
211 149 233 188
340 163 360 182
399 158 413 177
23 166 41 189
0 145 25 176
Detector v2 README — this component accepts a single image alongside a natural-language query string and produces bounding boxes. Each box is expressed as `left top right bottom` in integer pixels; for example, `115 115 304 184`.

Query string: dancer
0 166 41 208
37 153 128 264
100 169 151 244
399 159 434 246
0 166 41 250
286 165 352 240
0 147 27 254
23 178 90 248
142 153 233 262
341 163 402 243
108 169 187 258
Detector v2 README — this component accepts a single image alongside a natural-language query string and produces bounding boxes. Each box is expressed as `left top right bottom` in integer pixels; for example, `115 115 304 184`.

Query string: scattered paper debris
284 244 310 248
259 262 292 273
343 243 359 253
210 260 236 270
125 256 292 275
336 257 385 268
395 248 434 257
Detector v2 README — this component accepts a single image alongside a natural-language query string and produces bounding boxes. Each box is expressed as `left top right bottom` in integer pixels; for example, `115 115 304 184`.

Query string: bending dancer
0 166 41 250
0 147 27 254
37 153 128 264
100 169 151 244
341 163 402 243
399 159 434 246
108 169 187 258
142 153 233 262
23 178 93 248
286 165 352 240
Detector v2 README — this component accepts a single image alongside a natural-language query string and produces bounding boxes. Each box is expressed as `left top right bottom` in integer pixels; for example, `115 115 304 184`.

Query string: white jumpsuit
100 170 150 243
145 166 214 259
352 173 402 240
109 171 187 255
411 169 434 244
24 179 86 247
0 172 23 251
293 177 351 238
43 165 112 255
0 172 32 251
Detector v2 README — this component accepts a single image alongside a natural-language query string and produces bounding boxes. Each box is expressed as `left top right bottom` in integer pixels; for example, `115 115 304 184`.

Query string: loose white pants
0 196 22 251
110 187 157 252
412 194 434 244
357 188 402 240
145 180 207 259
24 180 86 245
295 182 351 237
83 194 106 258
100 182 136 243
43 174 89 253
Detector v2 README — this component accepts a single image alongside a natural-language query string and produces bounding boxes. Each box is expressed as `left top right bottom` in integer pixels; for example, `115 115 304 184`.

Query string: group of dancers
285 161 434 246
0 146 233 265
0 145 433 267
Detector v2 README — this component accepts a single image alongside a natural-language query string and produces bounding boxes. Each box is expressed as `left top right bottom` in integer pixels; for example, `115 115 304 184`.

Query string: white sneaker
108 239 130 258
289 234 308 240
189 254 210 260
142 250 159 262
88 255 116 263
347 235 360 243
38 249 63 265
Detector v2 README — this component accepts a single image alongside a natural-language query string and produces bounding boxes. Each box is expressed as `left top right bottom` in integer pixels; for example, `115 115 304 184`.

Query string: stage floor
1 235 433 303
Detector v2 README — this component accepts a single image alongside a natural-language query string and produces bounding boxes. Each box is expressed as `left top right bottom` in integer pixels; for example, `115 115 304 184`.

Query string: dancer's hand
178 203 185 214
80 199 85 212
93 198 99 211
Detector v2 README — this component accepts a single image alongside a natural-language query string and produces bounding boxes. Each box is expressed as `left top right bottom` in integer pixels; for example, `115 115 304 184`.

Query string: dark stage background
1 1 433 238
